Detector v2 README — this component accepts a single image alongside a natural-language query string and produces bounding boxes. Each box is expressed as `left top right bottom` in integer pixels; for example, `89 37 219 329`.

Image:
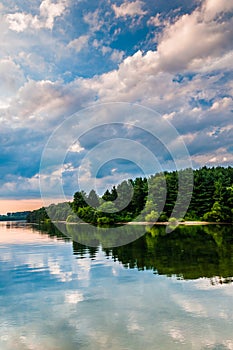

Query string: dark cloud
0 0 232 200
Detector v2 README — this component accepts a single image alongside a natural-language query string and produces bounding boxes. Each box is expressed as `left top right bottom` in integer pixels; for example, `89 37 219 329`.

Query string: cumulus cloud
191 148 233 167
112 1 147 18
6 13 39 32
0 174 41 199
80 0 233 118
39 0 68 29
1 78 95 129
203 0 233 21
5 0 68 32
0 58 25 99
1 0 233 200
156 1 233 72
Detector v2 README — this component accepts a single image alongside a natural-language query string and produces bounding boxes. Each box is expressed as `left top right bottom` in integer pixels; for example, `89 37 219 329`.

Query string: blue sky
0 0 233 210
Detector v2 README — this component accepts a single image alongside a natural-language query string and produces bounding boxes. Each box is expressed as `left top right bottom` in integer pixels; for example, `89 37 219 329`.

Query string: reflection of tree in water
71 224 233 283
108 225 233 282
36 222 233 283
64 222 146 248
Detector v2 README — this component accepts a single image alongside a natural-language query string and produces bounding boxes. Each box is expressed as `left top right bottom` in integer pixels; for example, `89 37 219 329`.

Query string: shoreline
117 221 233 226
7 220 231 226
35 220 232 226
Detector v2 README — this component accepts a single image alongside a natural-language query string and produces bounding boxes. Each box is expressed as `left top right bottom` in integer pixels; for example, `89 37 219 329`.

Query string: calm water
0 222 233 350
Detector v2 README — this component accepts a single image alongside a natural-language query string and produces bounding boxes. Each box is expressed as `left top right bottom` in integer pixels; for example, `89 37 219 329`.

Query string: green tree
145 210 159 222
72 191 87 213
87 189 100 208
203 201 225 222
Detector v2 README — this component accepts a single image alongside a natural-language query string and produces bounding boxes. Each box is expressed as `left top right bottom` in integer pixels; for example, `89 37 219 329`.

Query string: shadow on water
36 222 233 283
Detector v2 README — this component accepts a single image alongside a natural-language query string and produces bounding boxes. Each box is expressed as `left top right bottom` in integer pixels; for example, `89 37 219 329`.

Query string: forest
27 166 233 224
0 211 31 221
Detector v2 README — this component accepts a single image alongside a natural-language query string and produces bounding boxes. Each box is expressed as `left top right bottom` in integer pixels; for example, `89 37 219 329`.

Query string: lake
0 221 233 350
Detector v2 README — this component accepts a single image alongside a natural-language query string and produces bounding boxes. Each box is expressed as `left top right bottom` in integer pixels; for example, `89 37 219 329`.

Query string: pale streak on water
0 222 233 350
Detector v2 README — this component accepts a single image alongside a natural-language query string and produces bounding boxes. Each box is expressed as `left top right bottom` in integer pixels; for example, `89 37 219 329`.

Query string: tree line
27 166 233 224
0 211 31 221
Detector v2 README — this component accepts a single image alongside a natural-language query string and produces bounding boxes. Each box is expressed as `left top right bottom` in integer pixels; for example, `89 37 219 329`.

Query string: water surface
0 222 233 349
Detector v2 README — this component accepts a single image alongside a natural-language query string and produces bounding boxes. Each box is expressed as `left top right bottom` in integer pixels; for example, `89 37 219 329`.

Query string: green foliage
27 207 48 223
27 166 233 224
168 217 178 223
72 191 87 212
0 211 31 221
203 201 225 222
47 202 72 221
158 212 168 222
102 186 117 201
66 214 79 223
87 190 99 207
145 210 159 222
98 201 116 213
97 216 114 225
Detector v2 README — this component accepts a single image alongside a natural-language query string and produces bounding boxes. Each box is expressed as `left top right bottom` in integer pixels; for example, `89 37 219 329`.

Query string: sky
0 0 233 213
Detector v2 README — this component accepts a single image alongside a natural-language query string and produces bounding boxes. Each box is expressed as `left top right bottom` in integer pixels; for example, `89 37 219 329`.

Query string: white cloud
0 57 25 98
1 0 233 201
6 13 39 32
39 0 68 29
83 9 104 32
69 142 85 153
1 78 95 130
147 13 163 27
0 174 42 198
79 0 233 118
191 148 233 167
17 51 47 73
203 0 233 21
157 5 233 72
112 1 147 18
101 45 112 55
110 49 124 63
5 0 69 32
210 97 233 111
67 35 89 52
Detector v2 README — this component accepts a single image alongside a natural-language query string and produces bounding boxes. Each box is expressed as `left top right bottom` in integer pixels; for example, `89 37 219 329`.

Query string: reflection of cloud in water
127 312 144 333
65 291 84 304
172 293 207 317
223 340 233 349
48 258 73 282
192 278 233 292
168 327 185 343
76 258 91 285
1 224 233 350
26 254 46 270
